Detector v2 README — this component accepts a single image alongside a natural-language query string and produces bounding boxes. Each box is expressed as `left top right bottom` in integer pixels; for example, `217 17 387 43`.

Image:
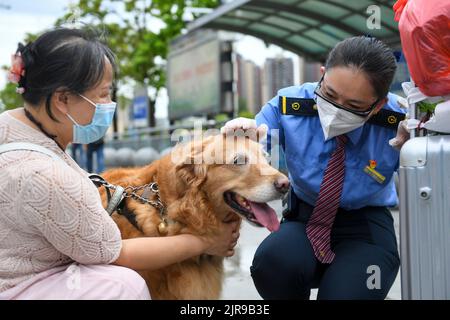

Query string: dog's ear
175 157 207 188
173 135 216 187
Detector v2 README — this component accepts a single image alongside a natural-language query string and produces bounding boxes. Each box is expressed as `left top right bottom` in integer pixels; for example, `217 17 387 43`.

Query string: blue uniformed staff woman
222 36 406 299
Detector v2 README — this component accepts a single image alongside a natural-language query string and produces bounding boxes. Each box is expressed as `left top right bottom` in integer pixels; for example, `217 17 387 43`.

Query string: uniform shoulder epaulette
279 96 406 130
279 96 318 116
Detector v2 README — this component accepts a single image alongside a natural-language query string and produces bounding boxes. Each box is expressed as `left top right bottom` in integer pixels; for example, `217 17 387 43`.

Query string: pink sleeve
22 159 122 264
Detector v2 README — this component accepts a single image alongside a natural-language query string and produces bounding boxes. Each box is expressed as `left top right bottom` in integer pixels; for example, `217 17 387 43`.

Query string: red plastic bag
393 0 450 97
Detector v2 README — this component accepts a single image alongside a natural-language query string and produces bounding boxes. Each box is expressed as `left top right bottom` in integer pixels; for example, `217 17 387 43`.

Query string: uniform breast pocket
359 159 394 188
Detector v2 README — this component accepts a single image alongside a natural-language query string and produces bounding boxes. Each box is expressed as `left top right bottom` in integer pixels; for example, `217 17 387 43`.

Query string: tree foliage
0 83 23 111
59 0 220 90
1 0 220 111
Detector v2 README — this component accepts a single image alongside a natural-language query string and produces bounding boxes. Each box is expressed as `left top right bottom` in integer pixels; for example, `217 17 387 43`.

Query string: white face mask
316 95 368 140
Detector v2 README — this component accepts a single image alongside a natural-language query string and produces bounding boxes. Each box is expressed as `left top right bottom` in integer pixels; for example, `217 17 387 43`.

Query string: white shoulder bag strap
0 142 123 216
0 142 64 163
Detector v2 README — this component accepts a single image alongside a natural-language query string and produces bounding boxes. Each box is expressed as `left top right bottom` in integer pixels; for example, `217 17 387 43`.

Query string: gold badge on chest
363 160 386 184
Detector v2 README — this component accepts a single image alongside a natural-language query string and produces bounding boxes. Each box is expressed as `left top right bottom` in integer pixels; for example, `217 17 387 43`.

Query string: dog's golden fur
99 134 287 299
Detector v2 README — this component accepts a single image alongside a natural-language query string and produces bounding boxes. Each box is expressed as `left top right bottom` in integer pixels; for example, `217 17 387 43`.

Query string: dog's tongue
248 201 280 232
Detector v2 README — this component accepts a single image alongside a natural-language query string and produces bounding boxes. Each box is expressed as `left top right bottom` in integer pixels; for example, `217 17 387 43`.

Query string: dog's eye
233 154 248 165
259 150 271 164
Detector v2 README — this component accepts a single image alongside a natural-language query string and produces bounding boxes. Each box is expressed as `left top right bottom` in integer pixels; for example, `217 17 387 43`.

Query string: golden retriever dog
98 134 289 299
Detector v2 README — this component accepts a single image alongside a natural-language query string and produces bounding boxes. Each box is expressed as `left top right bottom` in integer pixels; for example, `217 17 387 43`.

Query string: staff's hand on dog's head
220 117 268 141
200 220 240 257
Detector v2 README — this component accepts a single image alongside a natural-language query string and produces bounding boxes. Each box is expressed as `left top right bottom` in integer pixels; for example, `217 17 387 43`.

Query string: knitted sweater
0 109 122 292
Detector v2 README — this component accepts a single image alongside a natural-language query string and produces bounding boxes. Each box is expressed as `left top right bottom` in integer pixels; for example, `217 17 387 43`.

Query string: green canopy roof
188 0 401 61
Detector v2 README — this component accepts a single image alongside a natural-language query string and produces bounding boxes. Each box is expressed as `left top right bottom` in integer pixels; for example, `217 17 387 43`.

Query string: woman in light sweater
0 28 239 299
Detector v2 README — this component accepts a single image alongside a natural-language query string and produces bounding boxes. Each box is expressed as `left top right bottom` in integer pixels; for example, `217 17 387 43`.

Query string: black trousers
250 198 400 300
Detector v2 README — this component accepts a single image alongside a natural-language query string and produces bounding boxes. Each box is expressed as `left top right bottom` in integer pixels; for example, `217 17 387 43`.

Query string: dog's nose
274 176 290 194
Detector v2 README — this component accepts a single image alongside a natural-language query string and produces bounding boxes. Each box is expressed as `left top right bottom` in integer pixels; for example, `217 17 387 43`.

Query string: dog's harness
0 143 170 235
89 174 169 234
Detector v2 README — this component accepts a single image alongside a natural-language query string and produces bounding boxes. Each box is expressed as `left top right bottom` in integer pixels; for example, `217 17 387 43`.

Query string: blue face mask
67 94 117 144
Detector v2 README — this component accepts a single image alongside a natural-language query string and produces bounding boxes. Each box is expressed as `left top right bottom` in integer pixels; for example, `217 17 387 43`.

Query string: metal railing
105 119 221 152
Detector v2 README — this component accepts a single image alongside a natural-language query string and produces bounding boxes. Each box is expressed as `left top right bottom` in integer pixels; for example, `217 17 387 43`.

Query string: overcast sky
0 0 300 117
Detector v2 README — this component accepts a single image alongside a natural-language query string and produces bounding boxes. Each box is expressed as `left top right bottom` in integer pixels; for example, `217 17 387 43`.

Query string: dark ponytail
15 27 116 121
325 36 397 99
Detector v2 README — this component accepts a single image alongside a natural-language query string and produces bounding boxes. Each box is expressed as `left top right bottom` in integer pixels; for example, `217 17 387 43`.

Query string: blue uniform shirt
256 82 405 210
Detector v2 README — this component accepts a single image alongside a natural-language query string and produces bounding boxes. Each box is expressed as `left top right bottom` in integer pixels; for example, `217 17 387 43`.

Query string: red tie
306 135 348 264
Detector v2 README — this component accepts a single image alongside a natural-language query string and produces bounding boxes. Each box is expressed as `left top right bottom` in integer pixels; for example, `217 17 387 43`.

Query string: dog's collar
89 174 169 235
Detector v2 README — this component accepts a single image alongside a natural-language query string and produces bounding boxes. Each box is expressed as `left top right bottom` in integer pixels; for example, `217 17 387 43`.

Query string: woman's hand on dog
200 220 240 257
113 225 240 271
